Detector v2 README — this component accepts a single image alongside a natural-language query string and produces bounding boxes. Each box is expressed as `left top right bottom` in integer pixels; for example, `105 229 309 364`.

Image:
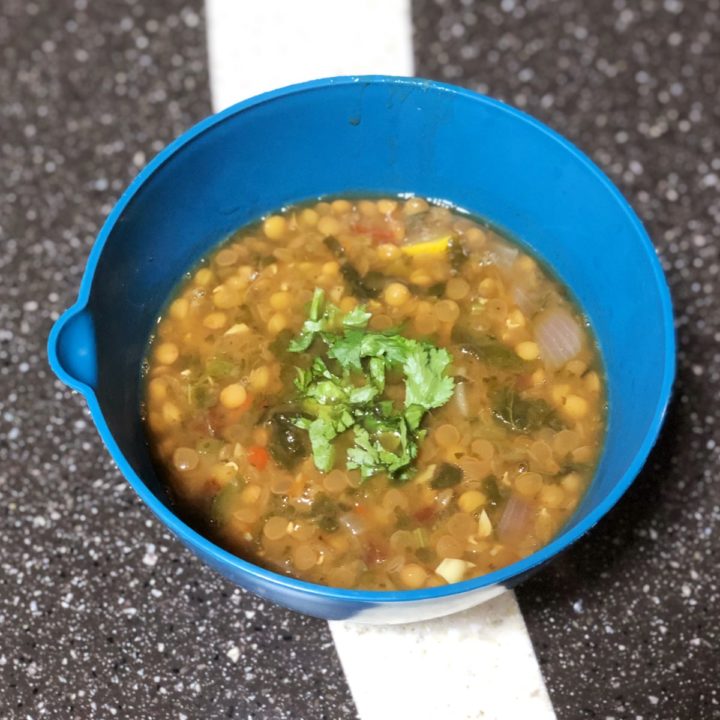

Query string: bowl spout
48 305 97 392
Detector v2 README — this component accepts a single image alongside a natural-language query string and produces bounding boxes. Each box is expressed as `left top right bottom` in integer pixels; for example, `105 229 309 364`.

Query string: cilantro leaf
288 287 456 481
289 289 371 353
342 305 372 329
294 416 337 472
404 344 455 412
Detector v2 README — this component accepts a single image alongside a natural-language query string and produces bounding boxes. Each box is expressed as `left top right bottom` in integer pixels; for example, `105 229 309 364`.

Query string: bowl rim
48 75 676 606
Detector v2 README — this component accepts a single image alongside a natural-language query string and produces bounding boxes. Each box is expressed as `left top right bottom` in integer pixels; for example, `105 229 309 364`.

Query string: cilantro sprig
288 289 455 482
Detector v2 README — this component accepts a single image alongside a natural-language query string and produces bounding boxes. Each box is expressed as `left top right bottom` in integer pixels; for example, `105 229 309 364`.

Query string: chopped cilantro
287 289 455 481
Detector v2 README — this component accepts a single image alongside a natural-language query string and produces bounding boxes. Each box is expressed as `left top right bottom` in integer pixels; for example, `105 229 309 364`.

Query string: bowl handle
47 305 97 392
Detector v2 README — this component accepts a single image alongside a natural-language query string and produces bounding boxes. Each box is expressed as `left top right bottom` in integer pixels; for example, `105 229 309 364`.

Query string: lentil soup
144 196 606 590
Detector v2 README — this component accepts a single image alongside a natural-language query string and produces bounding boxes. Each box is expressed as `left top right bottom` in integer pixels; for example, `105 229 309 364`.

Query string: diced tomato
351 222 397 243
247 445 269 470
414 506 435 523
239 391 254 412
363 542 388 566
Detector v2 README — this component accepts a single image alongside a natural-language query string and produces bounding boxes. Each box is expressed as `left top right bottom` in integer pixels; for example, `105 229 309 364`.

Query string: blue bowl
47 76 674 623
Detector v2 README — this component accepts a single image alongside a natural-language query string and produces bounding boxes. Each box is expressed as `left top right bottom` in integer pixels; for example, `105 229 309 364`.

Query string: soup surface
144 196 606 590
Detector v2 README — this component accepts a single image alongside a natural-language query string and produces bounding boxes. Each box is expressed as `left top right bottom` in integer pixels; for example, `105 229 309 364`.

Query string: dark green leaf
323 235 346 258
490 387 564 433
448 236 469 272
268 412 309 469
341 264 381 300
482 474 506 507
190 383 218 409
205 357 238 380
212 479 245 524
318 515 339 533
430 463 463 489
269 328 295 358
343 305 372 329
452 326 527 371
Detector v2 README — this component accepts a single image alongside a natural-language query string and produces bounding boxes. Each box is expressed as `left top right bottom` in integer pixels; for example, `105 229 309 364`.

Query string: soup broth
144 196 606 590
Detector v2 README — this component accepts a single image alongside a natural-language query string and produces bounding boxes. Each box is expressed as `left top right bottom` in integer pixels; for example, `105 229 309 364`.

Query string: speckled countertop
1 0 718 718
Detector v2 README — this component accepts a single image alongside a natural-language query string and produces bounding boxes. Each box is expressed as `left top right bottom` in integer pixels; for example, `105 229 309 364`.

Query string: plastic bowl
48 76 674 623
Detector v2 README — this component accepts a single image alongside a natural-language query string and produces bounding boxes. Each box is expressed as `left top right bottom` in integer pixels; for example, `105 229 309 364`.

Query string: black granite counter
1 0 717 718
414 2 719 716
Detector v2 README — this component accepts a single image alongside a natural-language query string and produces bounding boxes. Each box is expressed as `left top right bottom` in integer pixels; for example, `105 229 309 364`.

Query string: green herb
318 515 339 533
206 357 238 380
311 493 340 533
558 460 591 476
211 478 245 523
324 234 385 299
288 289 455 481
412 527 429 547
189 381 218 409
323 235 346 258
268 412 310 469
482 474 505 507
430 462 463 489
448 236 469 272
289 288 372 353
452 327 527 371
426 282 446 298
269 328 295 359
490 386 564 433
340 264 382 300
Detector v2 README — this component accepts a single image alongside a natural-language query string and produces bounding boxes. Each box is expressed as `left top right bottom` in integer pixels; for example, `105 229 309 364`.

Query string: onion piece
488 243 519 269
435 558 475 584
497 495 534 542
533 307 583 369
339 512 366 536
453 381 470 418
512 284 542 315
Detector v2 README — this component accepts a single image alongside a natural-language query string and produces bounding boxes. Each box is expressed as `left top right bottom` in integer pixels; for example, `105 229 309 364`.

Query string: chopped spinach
490 386 565 433
451 327 527 371
427 282 447 298
323 235 346 258
448 236 469 273
340 263 381 300
430 462 464 489
311 493 339 533
324 234 385 299
189 382 218 409
268 412 310 469
482 474 506 508
211 478 245 523
318 515 339 533
206 357 238 380
558 460 591 476
269 328 295 359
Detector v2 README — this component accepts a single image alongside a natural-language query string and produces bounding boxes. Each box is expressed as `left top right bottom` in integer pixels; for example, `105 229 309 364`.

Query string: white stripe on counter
204 3 557 718
330 591 555 720
206 0 414 111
